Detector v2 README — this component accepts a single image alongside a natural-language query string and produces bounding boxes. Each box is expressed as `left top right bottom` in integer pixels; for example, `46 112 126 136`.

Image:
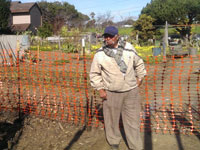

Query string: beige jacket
89 42 146 92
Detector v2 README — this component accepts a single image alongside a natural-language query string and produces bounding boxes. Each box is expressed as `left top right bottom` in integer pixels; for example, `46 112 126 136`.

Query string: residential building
10 1 42 34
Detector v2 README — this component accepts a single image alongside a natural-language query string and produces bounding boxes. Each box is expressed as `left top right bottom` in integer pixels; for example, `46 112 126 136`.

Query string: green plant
61 42 78 53
52 59 70 65
38 22 53 38
132 14 156 45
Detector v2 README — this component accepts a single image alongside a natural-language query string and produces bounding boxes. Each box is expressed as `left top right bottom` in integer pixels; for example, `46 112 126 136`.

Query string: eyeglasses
103 34 115 38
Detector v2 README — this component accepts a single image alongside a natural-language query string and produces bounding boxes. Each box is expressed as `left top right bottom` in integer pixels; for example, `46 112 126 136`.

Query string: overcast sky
20 0 151 22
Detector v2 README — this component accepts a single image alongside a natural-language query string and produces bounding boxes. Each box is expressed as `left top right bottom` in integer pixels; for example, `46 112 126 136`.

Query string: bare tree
96 11 114 29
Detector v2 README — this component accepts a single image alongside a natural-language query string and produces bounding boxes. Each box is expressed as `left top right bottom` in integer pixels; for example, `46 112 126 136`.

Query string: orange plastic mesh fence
0 51 199 135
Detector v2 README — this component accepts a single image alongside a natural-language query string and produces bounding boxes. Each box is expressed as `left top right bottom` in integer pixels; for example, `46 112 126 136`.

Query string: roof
11 24 31 32
10 1 41 14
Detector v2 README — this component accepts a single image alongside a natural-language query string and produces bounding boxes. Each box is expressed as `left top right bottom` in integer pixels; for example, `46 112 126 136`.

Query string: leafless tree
96 11 114 29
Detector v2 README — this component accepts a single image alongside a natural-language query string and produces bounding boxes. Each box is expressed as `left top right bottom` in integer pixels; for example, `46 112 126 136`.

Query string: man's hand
98 89 107 100
137 78 143 87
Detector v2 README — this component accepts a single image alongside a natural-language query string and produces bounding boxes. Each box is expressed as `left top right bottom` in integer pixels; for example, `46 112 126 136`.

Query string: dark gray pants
103 87 143 150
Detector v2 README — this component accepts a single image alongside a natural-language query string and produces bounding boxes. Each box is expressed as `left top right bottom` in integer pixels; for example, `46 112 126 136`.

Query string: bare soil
0 111 199 150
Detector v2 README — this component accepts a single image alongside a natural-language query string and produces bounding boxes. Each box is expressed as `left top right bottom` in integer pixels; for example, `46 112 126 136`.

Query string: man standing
90 26 146 150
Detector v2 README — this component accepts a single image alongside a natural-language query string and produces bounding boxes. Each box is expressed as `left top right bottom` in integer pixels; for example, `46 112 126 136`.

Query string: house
10 1 42 34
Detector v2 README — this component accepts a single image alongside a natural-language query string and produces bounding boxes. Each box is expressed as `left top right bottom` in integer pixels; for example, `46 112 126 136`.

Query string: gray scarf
103 39 127 73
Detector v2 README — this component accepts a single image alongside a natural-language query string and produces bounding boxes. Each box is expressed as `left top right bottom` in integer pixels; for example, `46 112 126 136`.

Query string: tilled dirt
0 111 199 150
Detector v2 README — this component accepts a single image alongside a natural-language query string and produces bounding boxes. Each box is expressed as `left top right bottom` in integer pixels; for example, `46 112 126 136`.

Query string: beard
104 39 117 48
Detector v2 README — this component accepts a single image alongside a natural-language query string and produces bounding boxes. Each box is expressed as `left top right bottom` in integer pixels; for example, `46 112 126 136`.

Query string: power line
112 6 141 14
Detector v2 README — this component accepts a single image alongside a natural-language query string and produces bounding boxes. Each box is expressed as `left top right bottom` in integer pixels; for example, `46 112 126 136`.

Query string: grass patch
118 27 133 36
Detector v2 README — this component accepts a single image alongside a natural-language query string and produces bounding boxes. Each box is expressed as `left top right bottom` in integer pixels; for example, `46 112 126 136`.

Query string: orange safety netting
0 51 199 135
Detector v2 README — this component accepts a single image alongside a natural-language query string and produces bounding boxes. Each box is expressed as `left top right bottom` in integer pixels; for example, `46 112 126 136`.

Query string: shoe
110 144 119 150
